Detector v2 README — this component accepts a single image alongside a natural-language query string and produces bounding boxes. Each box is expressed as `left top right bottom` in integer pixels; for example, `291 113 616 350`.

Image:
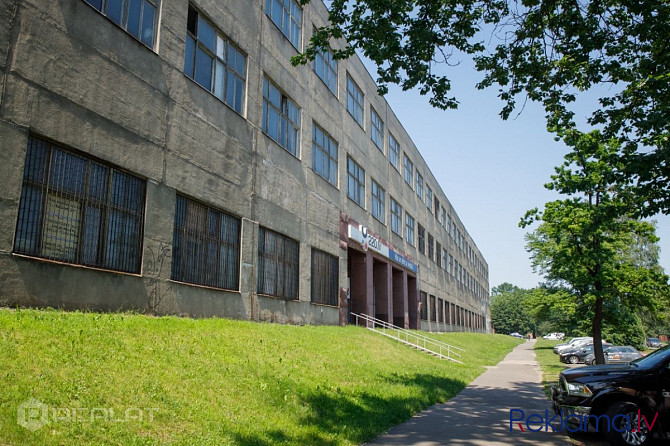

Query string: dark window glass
311 248 338 306
257 227 299 299
85 0 159 49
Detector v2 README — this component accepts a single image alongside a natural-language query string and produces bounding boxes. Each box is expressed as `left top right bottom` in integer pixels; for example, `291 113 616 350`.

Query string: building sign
348 224 418 273
42 194 81 261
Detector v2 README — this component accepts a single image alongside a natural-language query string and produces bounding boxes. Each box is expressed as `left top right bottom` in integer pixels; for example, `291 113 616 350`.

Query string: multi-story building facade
0 0 490 332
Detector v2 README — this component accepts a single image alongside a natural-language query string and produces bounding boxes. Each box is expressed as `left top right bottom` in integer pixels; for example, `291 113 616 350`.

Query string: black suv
552 345 670 445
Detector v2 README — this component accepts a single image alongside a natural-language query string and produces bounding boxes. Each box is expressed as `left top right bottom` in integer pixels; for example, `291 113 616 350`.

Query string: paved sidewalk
366 340 571 446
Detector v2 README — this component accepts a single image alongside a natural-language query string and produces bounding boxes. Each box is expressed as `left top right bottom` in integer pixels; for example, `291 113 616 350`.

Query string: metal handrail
351 312 464 364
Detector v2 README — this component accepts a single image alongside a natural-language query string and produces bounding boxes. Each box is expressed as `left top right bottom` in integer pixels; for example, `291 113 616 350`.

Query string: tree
490 283 534 335
521 131 669 363
294 0 670 215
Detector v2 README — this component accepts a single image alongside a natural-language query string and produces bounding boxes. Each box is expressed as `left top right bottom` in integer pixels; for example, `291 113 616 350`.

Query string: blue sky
374 60 670 290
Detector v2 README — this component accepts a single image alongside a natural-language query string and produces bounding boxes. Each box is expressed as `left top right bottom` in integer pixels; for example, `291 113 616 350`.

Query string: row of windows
419 292 486 329
14 136 339 306
83 0 488 284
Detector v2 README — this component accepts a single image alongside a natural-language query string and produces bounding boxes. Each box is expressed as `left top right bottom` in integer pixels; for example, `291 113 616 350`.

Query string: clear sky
371 59 670 291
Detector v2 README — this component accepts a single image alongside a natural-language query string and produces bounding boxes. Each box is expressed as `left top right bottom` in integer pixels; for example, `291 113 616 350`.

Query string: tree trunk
592 296 605 364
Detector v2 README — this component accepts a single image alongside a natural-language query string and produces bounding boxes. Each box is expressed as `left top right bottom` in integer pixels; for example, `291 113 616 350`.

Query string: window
347 157 365 207
370 108 384 150
427 233 434 261
184 6 247 114
14 136 145 273
312 124 338 185
416 172 424 200
447 215 452 236
403 154 413 188
430 295 436 322
313 44 338 94
420 291 428 320
172 195 241 289
405 213 415 246
425 186 433 209
388 133 400 170
346 75 364 126
449 255 454 276
257 227 299 299
441 207 447 229
262 77 300 156
311 248 338 306
434 196 440 221
438 298 444 323
85 0 158 48
417 224 425 255
436 242 442 267
371 180 385 223
442 248 448 271
390 197 402 235
265 0 302 49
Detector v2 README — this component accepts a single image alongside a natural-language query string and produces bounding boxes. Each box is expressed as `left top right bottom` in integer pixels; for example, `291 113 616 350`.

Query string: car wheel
568 355 579 364
604 402 651 446
591 359 597 365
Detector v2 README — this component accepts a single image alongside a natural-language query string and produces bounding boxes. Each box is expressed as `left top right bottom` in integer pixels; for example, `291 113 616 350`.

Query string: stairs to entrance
351 313 465 364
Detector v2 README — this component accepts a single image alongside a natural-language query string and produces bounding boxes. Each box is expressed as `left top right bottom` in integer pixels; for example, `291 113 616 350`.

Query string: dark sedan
584 345 643 365
559 343 610 364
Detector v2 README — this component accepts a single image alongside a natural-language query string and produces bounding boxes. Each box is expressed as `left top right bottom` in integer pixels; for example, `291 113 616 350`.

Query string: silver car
584 345 643 365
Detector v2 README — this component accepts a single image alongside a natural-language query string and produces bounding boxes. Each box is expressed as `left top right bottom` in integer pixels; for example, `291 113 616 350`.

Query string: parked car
553 337 593 354
647 337 663 348
584 346 643 365
543 332 565 340
559 342 611 364
552 345 670 445
509 332 524 338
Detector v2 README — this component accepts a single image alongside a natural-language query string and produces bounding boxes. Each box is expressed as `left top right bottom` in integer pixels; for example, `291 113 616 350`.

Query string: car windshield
631 345 670 369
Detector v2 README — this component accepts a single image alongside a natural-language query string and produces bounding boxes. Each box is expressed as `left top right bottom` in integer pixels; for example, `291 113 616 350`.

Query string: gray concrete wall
0 0 489 329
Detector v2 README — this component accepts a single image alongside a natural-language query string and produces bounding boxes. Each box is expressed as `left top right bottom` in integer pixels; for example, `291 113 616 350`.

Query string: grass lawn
533 338 569 398
0 309 522 445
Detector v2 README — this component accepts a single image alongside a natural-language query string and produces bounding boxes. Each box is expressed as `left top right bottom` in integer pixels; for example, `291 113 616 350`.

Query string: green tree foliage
295 0 670 215
490 283 534 335
521 132 670 362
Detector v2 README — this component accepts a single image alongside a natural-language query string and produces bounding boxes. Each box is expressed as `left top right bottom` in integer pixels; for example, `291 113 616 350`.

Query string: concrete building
0 0 490 332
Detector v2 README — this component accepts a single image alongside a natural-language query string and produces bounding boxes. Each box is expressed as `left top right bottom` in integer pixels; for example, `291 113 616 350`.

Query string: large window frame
390 197 402 236
262 77 301 156
265 0 302 49
85 0 158 49
346 75 364 127
184 5 247 115
370 108 384 150
312 124 338 185
313 43 337 94
371 179 385 224
403 154 413 189
257 227 299 299
311 248 339 306
14 135 146 274
416 172 424 200
389 133 400 171
417 224 425 255
405 213 415 246
171 195 241 290
346 156 365 208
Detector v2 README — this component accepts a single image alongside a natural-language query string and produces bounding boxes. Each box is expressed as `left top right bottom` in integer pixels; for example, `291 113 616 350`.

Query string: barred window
427 233 434 261
416 172 424 200
390 197 402 235
258 227 299 299
184 5 247 114
371 179 385 224
85 0 158 48
425 186 433 209
346 75 364 127
312 124 338 185
403 154 413 188
371 108 384 150
14 136 145 273
420 291 428 321
171 195 240 289
438 298 444 323
389 133 400 170
405 213 415 246
430 295 436 322
417 224 425 255
436 241 442 267
346 157 365 208
265 0 302 49
263 77 300 156
313 44 337 94
311 248 338 306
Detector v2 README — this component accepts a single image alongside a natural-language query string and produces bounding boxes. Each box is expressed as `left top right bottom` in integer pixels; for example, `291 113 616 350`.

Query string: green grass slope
0 309 521 445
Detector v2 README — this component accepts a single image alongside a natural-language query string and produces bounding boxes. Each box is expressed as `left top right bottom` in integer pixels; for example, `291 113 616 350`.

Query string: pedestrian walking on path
366 339 571 446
